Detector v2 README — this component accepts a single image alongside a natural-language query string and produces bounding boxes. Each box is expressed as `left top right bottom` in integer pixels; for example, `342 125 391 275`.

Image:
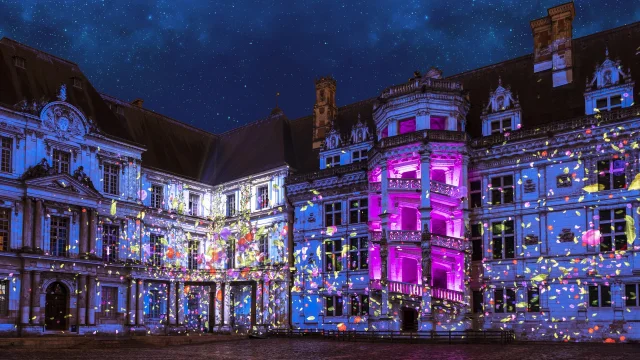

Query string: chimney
131 98 144 107
530 2 576 87
312 76 337 149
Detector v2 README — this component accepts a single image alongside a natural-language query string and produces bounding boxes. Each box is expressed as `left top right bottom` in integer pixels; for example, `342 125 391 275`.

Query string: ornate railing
369 182 381 192
370 231 382 242
429 180 459 197
369 279 381 291
389 230 422 242
380 78 463 99
375 129 468 152
470 105 640 148
285 162 368 184
389 281 423 296
432 287 465 303
388 178 421 190
423 233 466 251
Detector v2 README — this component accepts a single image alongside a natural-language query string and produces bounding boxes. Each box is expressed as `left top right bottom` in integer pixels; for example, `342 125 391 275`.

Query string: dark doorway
45 282 67 330
401 307 418 332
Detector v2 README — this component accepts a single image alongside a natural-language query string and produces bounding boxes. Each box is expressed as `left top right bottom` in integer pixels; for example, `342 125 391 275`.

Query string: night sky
0 0 638 133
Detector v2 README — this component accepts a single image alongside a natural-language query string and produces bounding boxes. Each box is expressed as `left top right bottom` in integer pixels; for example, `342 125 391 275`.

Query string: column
77 276 87 327
420 240 432 324
136 279 144 326
257 280 264 325
20 271 32 325
88 209 97 256
127 278 136 325
223 283 231 326
380 238 389 317
419 152 432 233
87 276 96 325
250 282 257 328
214 282 223 326
30 271 41 325
33 200 43 250
79 208 88 255
168 282 177 325
463 244 473 313
22 197 33 250
177 282 185 325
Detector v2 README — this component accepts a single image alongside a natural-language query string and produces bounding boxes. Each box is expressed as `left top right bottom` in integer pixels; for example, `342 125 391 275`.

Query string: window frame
326 155 340 168
348 236 368 271
149 233 164 267
490 175 514 205
0 280 8 316
52 149 71 174
324 201 342 227
13 56 25 69
597 158 626 191
226 193 237 217
598 208 627 252
101 286 118 318
527 287 540 312
490 118 512 135
350 294 369 316
324 239 343 272
588 284 611 307
352 150 367 163
0 208 10 252
50 216 69 257
470 223 483 261
102 224 119 263
494 287 516 313
188 193 200 216
147 289 162 319
256 185 269 210
324 295 343 317
103 162 120 196
491 220 515 259
150 184 164 209
258 234 269 263
625 283 639 307
596 95 623 112
348 198 368 224
188 239 199 270
0 136 12 174
469 179 482 208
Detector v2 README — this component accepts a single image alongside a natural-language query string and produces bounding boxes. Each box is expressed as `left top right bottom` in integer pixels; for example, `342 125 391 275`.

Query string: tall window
349 198 368 224
625 284 639 307
148 289 161 318
149 234 164 267
527 287 540 312
256 185 269 210
150 185 163 208
1 137 12 173
599 208 627 252
52 149 71 174
258 235 269 262
0 208 9 251
102 224 119 263
324 239 342 271
490 175 514 205
101 286 118 318
471 223 483 261
472 290 483 314
494 288 516 313
50 216 69 257
469 180 482 208
352 150 367 163
326 155 340 168
588 285 611 307
189 193 200 216
597 158 626 190
324 295 343 317
188 240 199 270
226 193 237 217
491 118 512 134
0 281 7 316
103 163 119 195
324 202 342 226
492 220 514 259
350 294 369 316
348 237 368 270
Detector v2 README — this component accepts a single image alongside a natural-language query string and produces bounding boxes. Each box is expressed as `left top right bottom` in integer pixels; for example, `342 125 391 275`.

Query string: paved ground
3 338 640 360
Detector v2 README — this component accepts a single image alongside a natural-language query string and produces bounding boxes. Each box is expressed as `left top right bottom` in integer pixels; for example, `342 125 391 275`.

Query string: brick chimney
312 76 337 149
530 2 575 87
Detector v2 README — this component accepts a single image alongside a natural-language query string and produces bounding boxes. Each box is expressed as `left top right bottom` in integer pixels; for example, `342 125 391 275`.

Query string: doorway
401 307 418 332
45 282 67 331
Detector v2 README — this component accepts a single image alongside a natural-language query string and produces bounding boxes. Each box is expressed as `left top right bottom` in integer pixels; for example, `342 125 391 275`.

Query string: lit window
599 208 627 252
324 295 343 317
325 202 342 226
350 294 369 316
625 284 639 307
226 193 237 217
0 208 9 252
597 158 626 190
188 239 199 270
326 155 340 168
102 224 119 263
494 288 516 313
50 216 69 257
490 175 514 205
52 149 71 174
256 185 269 210
348 237 368 270
492 220 514 259
101 286 118 318
189 193 200 216
527 287 540 312
470 223 483 261
149 234 164 267
349 198 368 224
324 239 342 271
103 163 119 195
1 137 12 173
469 180 482 208
588 285 611 307
150 185 163 208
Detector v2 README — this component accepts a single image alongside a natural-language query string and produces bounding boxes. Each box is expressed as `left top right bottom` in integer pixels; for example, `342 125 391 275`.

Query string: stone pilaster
33 200 43 251
87 276 96 325
30 271 41 325
79 208 88 255
127 278 136 325
88 209 97 256
22 197 33 251
77 276 87 327
177 282 185 325
136 279 144 326
20 271 31 325
168 282 177 325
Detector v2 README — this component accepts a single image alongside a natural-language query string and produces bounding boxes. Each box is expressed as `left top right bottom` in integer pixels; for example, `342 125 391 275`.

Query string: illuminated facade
0 2 639 342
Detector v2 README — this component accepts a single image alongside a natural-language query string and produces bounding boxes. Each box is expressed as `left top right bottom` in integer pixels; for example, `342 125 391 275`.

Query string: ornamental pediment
24 172 103 199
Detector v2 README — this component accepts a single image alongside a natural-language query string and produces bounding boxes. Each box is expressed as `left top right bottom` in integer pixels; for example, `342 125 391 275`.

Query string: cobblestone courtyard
3 338 640 360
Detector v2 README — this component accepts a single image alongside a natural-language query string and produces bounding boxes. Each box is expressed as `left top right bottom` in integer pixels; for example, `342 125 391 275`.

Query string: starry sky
0 0 638 133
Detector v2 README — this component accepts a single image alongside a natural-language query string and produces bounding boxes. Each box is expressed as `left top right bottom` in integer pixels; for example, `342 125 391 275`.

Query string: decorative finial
275 92 280 108
57 84 67 102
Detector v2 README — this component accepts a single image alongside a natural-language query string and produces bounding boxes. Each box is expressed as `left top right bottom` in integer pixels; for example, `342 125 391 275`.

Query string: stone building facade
0 3 639 342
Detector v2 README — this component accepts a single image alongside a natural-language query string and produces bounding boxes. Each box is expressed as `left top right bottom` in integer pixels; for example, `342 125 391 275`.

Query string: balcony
429 180 460 197
389 281 422 296
423 233 467 252
388 178 421 190
371 231 466 250
369 182 381 192
368 179 462 197
432 287 465 303
389 230 422 242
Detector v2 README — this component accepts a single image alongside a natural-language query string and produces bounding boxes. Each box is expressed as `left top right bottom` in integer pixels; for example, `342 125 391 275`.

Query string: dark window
490 118 511 134
589 285 611 307
492 220 514 259
226 193 236 217
472 290 483 313
596 98 608 110
258 235 269 262
599 208 627 252
1 137 12 173
556 174 572 188
494 288 516 313
102 224 119 263
348 237 368 270
101 286 118 318
625 284 639 307
326 155 340 167
52 149 70 174
325 295 343 317
352 150 367 163
490 175 514 205
256 185 269 210
471 223 483 261
469 180 482 208
350 294 369 316
325 202 342 227
103 163 119 195
188 240 199 270
149 234 164 267
13 56 25 69
189 193 200 216
151 185 163 208
528 288 540 312
610 95 622 107
50 216 69 257
0 281 8 316
0 208 9 252
597 159 626 191
324 239 342 271
349 198 368 224
148 289 161 318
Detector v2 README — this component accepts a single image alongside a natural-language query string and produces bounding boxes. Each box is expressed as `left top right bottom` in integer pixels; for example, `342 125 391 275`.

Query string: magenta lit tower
367 69 471 331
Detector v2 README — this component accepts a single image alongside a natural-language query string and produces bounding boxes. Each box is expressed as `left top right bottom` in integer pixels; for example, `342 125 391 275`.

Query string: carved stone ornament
324 127 341 150
39 101 87 140
483 77 519 114
586 48 632 90
350 113 371 144
558 228 575 243
523 179 536 193
524 235 539 246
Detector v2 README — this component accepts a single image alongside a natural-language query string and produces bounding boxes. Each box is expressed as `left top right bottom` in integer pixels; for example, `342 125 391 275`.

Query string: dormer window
72 77 82 89
326 155 340 168
13 56 25 69
584 48 634 115
481 78 521 136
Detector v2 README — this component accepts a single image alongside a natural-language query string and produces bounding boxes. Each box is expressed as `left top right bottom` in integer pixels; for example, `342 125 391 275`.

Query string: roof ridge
218 112 286 137
0 37 78 66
